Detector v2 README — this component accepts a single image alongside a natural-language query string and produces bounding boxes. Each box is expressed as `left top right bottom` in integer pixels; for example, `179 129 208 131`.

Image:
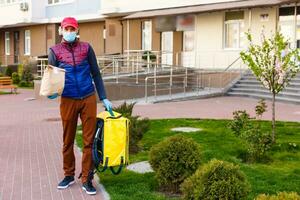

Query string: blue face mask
63 31 77 42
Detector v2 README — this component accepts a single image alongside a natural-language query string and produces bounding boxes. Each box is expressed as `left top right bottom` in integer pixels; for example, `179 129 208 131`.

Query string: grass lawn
76 119 300 200
0 91 13 95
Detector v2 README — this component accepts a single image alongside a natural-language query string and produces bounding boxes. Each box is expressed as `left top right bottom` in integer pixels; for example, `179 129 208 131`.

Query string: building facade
0 0 105 66
0 0 299 70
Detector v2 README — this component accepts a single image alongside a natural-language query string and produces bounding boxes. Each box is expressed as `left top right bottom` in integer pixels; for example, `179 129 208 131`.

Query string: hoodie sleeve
48 48 58 66
87 44 107 101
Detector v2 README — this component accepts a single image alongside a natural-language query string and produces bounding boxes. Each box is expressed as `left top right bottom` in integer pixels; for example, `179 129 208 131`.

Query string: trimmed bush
5 66 13 77
21 66 34 83
255 192 300 200
113 102 150 153
149 135 201 193
181 159 250 200
18 80 28 87
12 72 20 84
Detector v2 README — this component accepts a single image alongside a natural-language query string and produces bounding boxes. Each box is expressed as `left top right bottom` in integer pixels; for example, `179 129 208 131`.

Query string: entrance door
161 31 173 66
182 30 195 67
14 31 20 64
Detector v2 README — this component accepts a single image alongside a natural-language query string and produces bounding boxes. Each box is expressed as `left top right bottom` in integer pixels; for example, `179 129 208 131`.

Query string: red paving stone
0 89 105 200
1 89 300 200
133 96 300 122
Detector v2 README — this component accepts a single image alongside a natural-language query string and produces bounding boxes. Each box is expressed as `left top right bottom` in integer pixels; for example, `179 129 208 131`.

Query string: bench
0 77 17 94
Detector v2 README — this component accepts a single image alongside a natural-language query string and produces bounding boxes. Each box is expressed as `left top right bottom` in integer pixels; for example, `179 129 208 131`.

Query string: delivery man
47 17 112 195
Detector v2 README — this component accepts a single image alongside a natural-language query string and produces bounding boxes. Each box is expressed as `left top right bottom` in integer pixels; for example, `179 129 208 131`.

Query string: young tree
240 32 300 143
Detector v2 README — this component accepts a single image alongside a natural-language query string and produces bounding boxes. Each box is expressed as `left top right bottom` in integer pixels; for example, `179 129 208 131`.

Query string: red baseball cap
61 17 78 29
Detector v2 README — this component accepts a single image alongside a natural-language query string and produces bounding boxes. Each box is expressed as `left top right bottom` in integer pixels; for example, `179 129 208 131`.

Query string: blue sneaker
57 176 75 189
82 181 96 195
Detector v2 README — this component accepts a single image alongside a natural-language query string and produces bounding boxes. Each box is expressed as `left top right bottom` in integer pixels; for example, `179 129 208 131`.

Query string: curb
74 140 111 200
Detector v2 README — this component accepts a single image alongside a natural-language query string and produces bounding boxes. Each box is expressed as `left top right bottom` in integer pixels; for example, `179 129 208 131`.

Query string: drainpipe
294 2 297 49
248 8 252 31
275 5 279 31
127 19 130 72
127 19 130 51
194 14 197 69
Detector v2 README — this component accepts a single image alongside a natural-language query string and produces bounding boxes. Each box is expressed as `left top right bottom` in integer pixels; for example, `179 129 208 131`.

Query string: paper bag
39 65 66 96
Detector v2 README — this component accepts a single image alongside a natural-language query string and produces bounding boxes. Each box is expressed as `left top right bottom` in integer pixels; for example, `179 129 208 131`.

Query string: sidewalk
1 89 300 200
0 89 105 200
132 96 300 122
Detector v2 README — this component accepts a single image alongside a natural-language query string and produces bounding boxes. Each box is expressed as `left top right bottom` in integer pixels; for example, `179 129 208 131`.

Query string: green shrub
113 102 135 118
255 99 267 119
18 64 24 77
0 72 3 77
242 126 273 162
181 159 250 200
229 100 273 162
149 135 201 193
228 110 251 137
18 80 28 87
129 116 150 153
255 192 300 200
12 72 20 84
5 66 13 77
21 66 34 82
142 51 156 61
113 102 150 153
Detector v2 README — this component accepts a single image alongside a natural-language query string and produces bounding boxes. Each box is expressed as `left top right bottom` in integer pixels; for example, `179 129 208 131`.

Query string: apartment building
101 0 299 69
0 0 299 70
0 0 105 66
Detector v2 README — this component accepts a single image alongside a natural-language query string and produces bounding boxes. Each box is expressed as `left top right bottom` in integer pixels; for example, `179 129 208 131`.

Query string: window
0 0 21 5
24 30 30 55
224 11 245 49
48 0 71 5
279 6 300 48
5 32 10 55
142 20 152 51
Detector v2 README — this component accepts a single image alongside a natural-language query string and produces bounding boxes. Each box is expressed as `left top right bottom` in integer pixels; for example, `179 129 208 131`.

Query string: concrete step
229 87 300 99
125 88 224 104
227 91 300 104
227 71 300 104
233 84 300 93
240 77 300 83
237 79 300 86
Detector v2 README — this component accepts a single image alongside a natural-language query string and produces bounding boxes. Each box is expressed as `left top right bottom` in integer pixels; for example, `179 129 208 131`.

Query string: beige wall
0 24 59 65
195 7 278 69
79 21 105 56
128 19 142 50
123 18 161 52
29 25 47 56
105 18 123 54
46 24 60 53
173 31 183 63
151 19 161 51
249 7 278 43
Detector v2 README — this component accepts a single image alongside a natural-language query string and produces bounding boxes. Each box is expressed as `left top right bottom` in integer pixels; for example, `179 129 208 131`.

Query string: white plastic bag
39 65 66 96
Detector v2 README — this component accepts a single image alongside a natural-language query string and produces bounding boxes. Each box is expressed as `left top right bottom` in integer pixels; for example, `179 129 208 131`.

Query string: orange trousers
60 94 97 183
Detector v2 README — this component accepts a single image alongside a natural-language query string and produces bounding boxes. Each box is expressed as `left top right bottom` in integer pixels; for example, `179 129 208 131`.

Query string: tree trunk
272 92 276 143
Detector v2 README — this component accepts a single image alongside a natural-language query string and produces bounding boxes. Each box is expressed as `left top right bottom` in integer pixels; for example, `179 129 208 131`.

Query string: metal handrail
145 72 189 102
37 58 48 77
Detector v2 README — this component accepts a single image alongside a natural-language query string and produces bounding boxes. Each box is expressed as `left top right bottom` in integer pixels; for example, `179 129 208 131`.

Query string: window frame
142 20 152 51
47 0 74 6
0 0 21 6
24 30 31 55
5 32 10 56
224 19 245 50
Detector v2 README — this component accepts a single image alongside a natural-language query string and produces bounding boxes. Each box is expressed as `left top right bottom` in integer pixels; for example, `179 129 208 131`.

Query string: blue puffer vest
50 41 95 99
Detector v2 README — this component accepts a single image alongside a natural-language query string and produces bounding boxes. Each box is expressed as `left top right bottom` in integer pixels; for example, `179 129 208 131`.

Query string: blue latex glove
47 93 59 99
102 99 114 116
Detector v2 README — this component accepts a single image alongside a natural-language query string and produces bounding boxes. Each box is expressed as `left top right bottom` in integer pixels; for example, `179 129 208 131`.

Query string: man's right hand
48 93 59 99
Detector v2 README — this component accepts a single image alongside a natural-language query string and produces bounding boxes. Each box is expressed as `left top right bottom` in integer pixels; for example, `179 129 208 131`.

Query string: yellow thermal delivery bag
92 110 129 175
